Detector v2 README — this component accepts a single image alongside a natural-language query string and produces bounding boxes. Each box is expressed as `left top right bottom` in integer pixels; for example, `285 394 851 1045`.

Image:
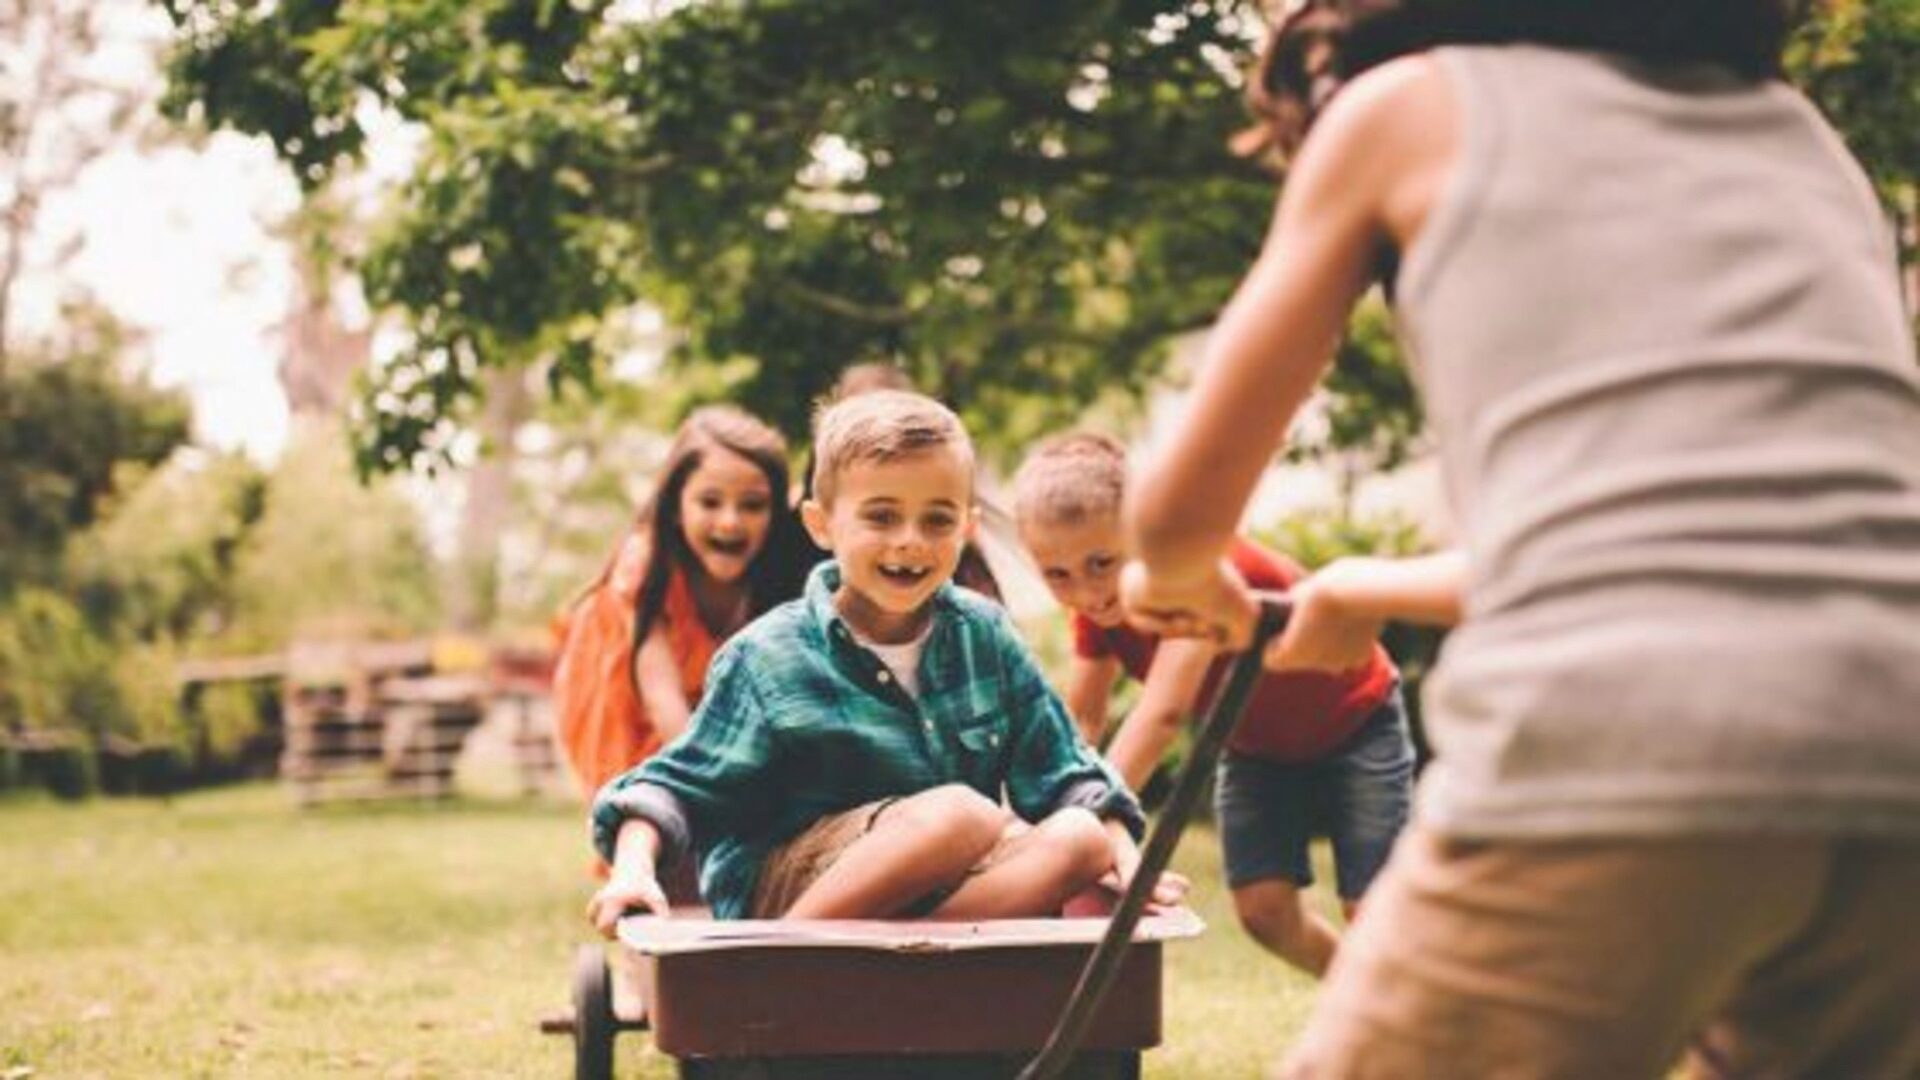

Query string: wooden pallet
281 658 487 806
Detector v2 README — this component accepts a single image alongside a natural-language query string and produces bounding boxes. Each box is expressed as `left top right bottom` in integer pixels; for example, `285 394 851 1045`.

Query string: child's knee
894 784 1008 854
1037 806 1113 880
1234 881 1310 941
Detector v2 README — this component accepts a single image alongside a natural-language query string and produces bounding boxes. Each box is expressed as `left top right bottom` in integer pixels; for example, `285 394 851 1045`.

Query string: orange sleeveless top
550 534 722 799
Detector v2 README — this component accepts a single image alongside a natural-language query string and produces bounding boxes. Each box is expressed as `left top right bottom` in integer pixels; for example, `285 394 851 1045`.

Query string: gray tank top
1398 46 1920 839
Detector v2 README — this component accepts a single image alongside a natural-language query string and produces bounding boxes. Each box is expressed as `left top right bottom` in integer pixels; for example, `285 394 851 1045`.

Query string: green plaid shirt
593 561 1144 919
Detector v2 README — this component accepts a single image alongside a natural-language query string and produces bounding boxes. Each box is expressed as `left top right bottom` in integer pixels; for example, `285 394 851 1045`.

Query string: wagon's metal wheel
573 943 617 1080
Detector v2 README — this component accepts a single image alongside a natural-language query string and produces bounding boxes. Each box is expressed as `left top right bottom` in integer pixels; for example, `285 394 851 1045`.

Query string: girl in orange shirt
552 406 809 802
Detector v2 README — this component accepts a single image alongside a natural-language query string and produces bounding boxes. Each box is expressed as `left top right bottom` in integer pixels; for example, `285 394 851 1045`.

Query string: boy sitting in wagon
588 391 1181 930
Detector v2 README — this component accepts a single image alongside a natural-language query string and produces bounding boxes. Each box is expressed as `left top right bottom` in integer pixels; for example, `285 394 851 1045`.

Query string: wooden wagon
565 907 1203 1079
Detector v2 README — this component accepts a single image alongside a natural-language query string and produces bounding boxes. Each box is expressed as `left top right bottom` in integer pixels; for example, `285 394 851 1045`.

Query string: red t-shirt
1073 538 1398 763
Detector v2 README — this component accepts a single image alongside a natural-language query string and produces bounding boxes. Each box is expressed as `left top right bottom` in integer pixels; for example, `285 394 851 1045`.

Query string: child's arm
586 643 779 932
993 618 1189 908
586 818 671 935
1125 57 1455 640
1102 639 1214 792
1062 654 1123 747
633 626 694 743
1268 551 1464 674
1101 817 1190 910
992 615 1146 838
1307 551 1465 625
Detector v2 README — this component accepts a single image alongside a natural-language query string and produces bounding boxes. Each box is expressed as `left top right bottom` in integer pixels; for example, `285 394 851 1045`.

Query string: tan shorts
1280 827 1920 1079
749 798 1029 919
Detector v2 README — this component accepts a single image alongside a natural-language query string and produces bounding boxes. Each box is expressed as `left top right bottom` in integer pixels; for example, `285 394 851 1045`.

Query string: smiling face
676 446 776 585
802 447 976 643
1021 513 1128 628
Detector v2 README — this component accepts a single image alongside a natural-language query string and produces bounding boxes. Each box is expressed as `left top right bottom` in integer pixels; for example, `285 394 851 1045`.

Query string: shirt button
923 721 934 734
876 670 892 684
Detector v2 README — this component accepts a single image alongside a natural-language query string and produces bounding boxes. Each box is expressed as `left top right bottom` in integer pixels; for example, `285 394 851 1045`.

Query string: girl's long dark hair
1246 0 1805 162
616 406 810 677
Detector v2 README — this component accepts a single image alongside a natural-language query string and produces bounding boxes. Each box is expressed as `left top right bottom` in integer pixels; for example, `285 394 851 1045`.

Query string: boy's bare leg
784 785 1007 919
931 807 1113 920
608 946 648 1022
1232 879 1340 977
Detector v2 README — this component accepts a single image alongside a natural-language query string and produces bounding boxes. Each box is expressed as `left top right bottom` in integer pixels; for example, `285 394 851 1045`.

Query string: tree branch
777 279 916 324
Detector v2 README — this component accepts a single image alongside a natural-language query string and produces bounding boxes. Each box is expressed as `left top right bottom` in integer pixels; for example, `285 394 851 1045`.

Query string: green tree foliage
158 0 1919 478
0 321 192 595
159 0 1277 470
1789 0 1920 230
225 422 444 645
110 641 191 749
1255 506 1428 572
194 680 267 761
1288 295 1424 483
0 588 125 738
66 451 269 642
3 429 440 777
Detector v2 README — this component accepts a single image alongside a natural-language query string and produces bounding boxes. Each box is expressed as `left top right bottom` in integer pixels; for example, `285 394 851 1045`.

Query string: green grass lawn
0 785 1326 1078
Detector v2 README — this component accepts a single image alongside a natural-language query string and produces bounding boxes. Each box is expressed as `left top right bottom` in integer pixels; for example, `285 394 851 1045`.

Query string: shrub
115 644 187 750
22 739 97 800
0 589 129 743
1255 507 1427 571
195 681 263 763
133 744 186 796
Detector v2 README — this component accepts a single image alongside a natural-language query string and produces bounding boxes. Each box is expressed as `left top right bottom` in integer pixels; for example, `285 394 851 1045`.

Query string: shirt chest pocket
950 712 1010 790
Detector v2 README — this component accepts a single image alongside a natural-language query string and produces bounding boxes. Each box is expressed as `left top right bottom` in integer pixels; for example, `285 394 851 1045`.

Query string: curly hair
1011 431 1130 530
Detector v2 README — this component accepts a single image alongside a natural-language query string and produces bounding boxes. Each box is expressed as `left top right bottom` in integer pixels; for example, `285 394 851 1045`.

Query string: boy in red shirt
1013 432 1413 976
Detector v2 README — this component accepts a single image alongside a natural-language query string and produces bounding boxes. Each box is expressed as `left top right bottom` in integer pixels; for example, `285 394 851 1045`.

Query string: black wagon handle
1019 594 1293 1080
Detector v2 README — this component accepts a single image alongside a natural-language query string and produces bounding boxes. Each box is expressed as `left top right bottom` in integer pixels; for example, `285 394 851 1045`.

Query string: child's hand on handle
1118 557 1260 649
1264 560 1388 676
1267 551 1467 675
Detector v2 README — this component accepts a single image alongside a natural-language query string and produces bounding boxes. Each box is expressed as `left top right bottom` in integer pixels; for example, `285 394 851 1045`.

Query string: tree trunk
449 366 531 631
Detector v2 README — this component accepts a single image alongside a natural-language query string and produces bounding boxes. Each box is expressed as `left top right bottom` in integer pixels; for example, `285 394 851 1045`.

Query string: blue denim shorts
1213 687 1416 901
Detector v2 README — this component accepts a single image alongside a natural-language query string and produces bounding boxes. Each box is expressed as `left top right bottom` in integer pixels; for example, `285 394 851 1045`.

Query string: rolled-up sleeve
587 643 778 866
993 612 1147 838
591 778 692 868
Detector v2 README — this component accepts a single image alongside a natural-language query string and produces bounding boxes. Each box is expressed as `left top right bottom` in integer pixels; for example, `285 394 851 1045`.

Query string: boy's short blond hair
1012 431 1128 528
811 389 975 505
825 362 914 403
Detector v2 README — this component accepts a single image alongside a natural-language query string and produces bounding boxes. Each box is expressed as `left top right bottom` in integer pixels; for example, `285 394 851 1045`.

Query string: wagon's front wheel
572 943 616 1080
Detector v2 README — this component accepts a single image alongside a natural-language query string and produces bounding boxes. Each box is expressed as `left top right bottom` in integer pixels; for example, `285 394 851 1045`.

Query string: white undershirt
853 622 933 700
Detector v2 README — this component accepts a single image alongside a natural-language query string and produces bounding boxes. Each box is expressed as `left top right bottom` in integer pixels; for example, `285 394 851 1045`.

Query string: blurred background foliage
4 0 1915 797
152 0 1920 477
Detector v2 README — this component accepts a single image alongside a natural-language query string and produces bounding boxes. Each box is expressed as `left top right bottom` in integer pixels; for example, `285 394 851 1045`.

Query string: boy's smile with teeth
803 448 977 645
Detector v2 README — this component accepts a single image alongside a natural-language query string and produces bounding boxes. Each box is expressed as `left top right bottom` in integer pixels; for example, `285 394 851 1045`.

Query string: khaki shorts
1281 827 1920 1079
749 798 1029 919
